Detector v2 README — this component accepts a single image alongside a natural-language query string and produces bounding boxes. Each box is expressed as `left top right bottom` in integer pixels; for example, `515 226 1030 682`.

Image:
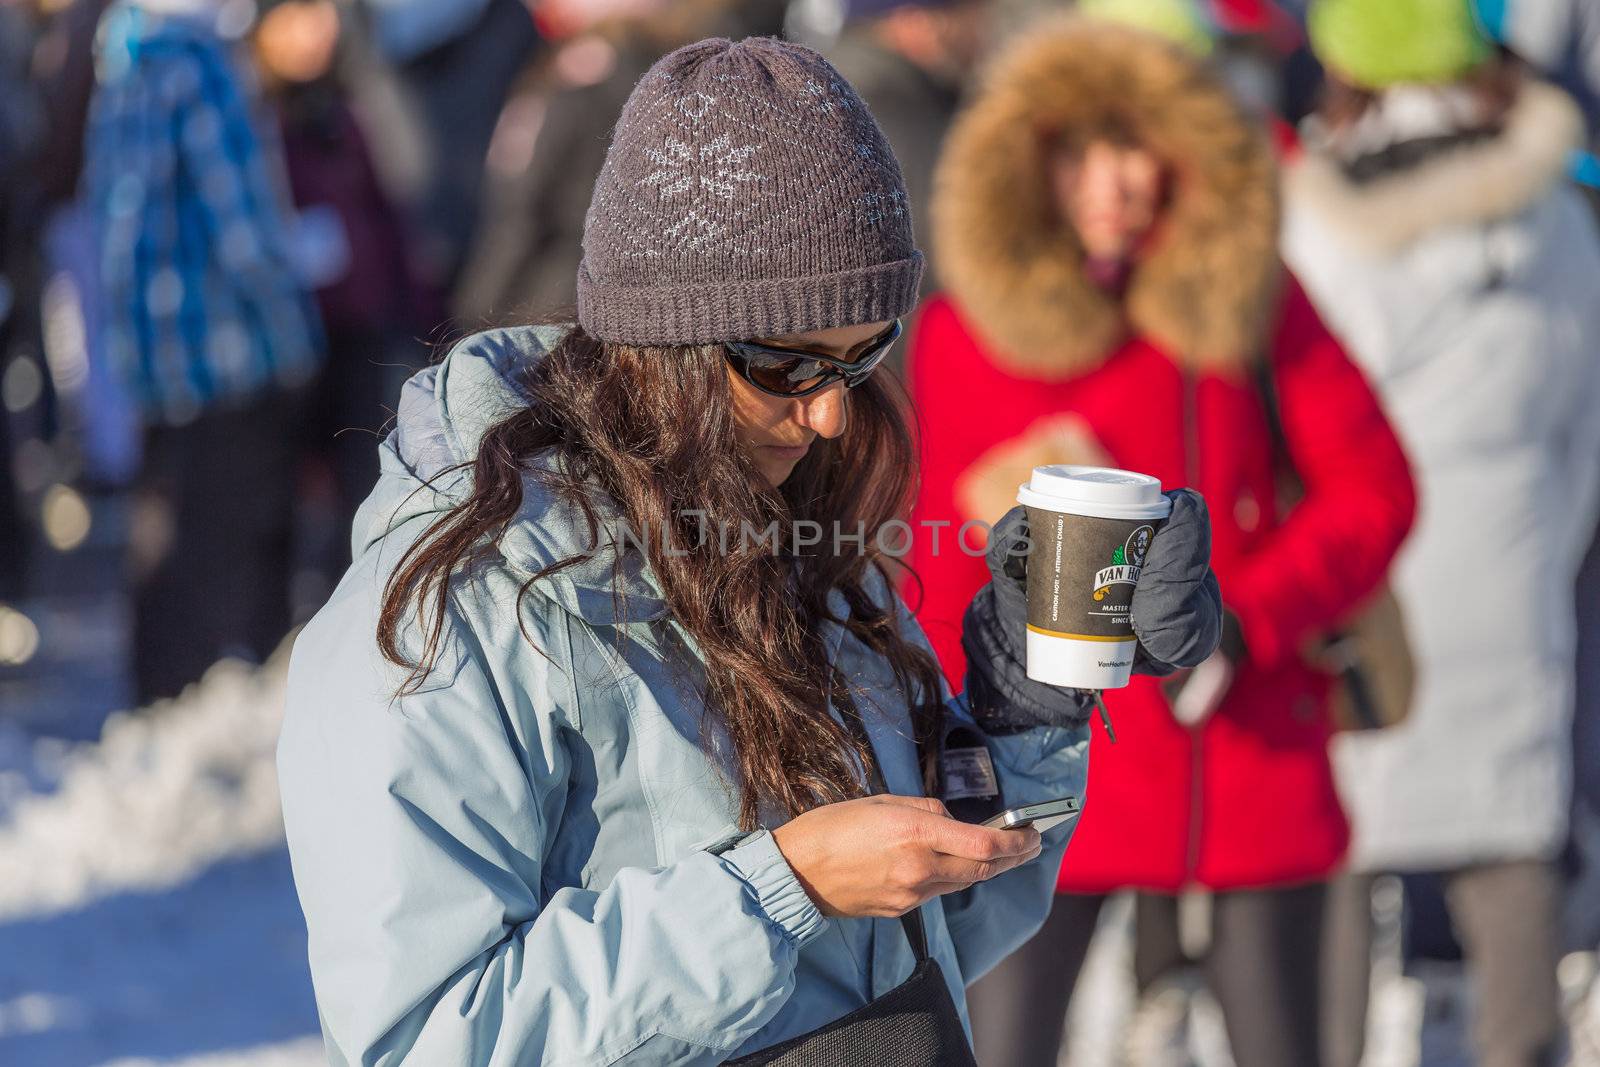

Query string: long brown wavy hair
377 324 947 829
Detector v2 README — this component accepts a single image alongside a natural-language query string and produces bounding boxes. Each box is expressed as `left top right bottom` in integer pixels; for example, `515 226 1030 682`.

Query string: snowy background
0 645 325 1067
0 493 325 1067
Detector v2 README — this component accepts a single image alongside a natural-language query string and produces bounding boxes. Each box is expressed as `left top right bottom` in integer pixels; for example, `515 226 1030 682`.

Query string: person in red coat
906 17 1417 1066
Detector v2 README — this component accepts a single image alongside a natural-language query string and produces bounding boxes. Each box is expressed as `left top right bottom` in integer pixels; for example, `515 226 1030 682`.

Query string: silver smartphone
981 796 1081 833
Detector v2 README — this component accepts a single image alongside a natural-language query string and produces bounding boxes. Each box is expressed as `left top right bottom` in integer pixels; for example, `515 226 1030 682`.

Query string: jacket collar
378 325 671 626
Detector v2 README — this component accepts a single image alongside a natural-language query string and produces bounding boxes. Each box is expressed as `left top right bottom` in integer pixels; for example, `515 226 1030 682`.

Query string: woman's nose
795 383 849 439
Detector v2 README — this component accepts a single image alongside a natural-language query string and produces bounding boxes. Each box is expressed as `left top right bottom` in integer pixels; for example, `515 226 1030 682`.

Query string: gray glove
961 489 1222 735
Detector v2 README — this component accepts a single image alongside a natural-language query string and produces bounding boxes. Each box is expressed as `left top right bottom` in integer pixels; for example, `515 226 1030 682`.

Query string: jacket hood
358 325 670 625
1286 80 1584 255
932 17 1281 379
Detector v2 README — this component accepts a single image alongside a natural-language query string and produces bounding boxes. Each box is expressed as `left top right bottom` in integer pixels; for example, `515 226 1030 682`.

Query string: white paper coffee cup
1016 465 1173 690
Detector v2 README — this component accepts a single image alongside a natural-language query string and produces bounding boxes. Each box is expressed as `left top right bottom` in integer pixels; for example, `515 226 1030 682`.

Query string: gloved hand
961 489 1222 735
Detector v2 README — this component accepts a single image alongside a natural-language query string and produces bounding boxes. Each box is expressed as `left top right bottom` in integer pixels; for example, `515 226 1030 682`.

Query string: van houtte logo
1092 525 1155 602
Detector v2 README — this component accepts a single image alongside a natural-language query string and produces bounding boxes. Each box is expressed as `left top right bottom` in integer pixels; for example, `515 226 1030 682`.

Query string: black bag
724 909 977 1067
724 690 979 1067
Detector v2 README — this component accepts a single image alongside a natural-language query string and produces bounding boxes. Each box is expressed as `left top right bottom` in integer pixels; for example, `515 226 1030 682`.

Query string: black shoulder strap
1250 354 1307 509
834 680 931 963
1253 355 1288 463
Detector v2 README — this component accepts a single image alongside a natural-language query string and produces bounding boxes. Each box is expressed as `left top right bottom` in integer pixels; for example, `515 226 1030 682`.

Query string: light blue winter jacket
277 325 1090 1065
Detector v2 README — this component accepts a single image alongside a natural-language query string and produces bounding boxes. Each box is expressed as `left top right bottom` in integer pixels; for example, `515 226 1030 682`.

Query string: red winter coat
910 286 1416 892
914 20 1416 892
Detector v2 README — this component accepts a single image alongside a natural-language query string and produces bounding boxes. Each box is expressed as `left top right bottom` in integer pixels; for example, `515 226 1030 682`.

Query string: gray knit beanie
577 36 924 346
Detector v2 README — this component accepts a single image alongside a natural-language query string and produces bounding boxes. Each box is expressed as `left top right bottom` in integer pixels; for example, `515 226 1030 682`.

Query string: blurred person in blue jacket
85 0 325 701
276 36 1222 1064
353 0 539 295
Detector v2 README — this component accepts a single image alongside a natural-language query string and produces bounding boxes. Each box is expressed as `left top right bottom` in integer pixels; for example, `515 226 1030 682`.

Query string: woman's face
726 319 893 487
255 0 341 85
1050 138 1164 262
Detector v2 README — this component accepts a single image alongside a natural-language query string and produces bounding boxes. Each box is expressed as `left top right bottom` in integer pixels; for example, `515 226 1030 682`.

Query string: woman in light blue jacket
277 37 1220 1065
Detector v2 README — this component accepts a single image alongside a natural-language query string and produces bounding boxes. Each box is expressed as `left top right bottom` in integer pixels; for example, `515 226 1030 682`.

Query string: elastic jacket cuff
718 830 829 948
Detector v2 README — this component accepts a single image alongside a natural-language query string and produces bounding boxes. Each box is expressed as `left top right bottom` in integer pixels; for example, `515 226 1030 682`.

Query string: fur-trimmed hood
932 17 1281 379
1286 80 1585 256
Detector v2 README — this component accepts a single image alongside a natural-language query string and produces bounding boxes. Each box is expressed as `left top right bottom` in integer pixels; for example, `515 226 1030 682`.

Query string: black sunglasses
725 319 902 398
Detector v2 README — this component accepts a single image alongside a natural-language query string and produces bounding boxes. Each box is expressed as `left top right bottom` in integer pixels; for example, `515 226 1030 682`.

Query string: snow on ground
0 849 320 1066
99 1038 327 1067
0 645 292 921
0 642 322 1066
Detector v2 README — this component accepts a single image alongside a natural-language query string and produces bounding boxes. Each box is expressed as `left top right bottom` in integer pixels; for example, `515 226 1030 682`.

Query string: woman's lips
761 443 812 462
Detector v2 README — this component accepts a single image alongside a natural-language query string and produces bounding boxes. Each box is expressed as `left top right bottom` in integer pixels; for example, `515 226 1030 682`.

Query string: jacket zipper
1181 368 1204 884
1184 724 1203 882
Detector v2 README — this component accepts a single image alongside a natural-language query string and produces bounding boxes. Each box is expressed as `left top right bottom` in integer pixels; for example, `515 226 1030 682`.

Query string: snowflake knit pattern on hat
577 36 924 346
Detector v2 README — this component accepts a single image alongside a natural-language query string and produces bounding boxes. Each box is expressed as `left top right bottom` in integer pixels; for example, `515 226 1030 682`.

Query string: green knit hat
1309 0 1493 88
1078 0 1217 55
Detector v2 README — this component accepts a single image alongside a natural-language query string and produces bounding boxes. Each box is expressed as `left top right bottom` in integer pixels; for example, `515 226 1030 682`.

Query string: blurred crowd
2 0 1599 1063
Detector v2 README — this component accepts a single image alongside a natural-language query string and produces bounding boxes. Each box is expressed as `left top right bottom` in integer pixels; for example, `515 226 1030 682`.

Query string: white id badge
940 744 999 801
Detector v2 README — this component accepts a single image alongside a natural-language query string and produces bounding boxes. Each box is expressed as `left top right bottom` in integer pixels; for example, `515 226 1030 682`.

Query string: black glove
961 489 1222 735
1128 489 1224 675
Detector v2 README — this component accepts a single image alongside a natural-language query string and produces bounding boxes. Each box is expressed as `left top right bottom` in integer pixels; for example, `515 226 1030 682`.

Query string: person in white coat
1282 1 1600 1064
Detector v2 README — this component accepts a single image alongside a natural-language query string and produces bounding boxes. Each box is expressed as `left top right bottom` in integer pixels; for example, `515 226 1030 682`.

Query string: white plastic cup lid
1016 465 1173 520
